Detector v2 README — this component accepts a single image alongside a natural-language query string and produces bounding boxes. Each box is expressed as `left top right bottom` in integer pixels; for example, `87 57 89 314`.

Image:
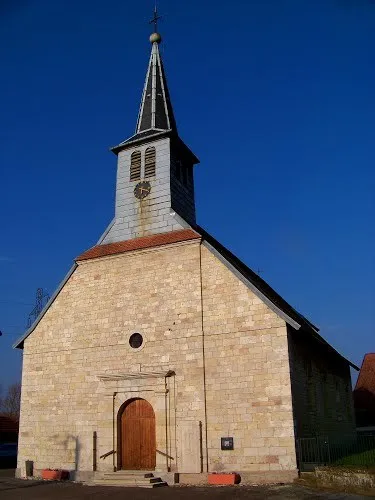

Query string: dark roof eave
110 130 200 164
110 130 172 155
294 324 359 370
197 224 319 332
195 224 359 371
172 136 200 165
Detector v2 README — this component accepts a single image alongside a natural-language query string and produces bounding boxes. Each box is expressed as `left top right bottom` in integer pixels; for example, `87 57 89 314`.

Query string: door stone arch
117 398 156 470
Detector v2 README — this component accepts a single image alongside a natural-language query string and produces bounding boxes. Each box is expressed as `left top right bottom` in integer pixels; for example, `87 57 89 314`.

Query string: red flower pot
41 469 69 481
208 473 241 485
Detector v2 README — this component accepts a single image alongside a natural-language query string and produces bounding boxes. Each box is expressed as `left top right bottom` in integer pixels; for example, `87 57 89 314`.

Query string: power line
1 289 50 338
27 288 50 328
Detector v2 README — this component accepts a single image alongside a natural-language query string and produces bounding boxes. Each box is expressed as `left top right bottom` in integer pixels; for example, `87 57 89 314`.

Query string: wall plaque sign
221 437 234 450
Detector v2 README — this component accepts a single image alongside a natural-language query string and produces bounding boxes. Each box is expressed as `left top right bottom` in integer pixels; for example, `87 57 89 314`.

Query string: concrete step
92 471 168 488
93 480 168 488
96 477 163 484
299 472 314 479
103 471 154 479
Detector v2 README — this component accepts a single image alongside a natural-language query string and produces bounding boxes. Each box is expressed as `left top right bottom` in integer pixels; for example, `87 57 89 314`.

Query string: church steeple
136 32 177 134
100 18 199 245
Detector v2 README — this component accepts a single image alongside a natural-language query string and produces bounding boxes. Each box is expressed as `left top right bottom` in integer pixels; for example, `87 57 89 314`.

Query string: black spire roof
136 35 177 133
111 33 178 153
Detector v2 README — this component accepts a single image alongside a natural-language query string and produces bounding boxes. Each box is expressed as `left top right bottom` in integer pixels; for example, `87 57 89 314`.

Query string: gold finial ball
150 32 162 44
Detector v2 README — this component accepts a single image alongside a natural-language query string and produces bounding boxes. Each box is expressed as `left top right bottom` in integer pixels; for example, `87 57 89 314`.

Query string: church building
15 25 357 485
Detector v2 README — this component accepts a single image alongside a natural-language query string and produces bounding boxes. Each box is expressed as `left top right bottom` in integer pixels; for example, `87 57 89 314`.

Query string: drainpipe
164 376 170 471
199 242 209 472
113 392 117 472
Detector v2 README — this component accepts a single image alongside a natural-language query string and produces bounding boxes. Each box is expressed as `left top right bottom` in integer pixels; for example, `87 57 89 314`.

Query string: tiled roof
354 353 375 394
353 353 375 424
76 229 200 261
0 415 19 433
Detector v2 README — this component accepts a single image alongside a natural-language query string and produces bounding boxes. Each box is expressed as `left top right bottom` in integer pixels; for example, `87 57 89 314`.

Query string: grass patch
334 448 375 469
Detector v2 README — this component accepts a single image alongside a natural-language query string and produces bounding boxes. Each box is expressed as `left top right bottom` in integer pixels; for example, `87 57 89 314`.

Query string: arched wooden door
119 399 156 470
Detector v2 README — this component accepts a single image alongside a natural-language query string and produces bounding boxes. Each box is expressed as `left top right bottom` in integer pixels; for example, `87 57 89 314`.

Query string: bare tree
0 383 21 420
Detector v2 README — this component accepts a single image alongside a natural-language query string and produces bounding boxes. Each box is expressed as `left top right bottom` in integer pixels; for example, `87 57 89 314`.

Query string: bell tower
100 24 199 245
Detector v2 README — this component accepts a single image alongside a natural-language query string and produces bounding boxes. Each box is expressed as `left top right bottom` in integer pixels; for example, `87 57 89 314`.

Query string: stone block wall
200 245 297 475
287 325 356 440
18 241 205 476
18 239 299 480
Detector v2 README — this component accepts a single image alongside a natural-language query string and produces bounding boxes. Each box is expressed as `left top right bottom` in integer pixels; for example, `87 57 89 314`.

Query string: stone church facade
15 28 357 484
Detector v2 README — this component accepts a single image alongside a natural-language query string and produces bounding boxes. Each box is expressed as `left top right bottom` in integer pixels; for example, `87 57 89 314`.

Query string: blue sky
0 0 374 387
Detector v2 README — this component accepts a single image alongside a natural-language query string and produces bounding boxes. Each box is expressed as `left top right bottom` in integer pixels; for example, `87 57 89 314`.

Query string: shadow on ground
0 478 369 500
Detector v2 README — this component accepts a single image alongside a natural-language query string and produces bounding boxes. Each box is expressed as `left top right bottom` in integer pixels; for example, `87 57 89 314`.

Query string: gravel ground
0 472 370 500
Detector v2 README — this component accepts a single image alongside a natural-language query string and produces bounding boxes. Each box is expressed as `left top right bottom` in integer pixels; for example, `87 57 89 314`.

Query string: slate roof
353 353 375 425
111 36 177 153
136 43 177 133
196 226 318 331
195 225 358 370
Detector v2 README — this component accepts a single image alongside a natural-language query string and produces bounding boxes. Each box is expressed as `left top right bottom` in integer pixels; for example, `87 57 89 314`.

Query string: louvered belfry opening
144 147 156 178
130 151 141 181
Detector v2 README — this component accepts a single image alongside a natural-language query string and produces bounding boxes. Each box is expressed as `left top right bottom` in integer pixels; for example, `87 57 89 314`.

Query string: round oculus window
129 332 143 349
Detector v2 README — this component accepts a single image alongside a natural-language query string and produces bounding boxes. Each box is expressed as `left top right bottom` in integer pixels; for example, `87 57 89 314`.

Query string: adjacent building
354 353 375 435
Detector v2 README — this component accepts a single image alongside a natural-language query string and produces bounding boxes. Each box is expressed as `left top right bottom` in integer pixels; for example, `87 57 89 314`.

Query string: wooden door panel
122 418 140 469
140 418 156 469
121 399 156 470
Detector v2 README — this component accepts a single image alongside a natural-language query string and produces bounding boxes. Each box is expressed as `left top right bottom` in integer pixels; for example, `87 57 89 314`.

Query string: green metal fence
296 434 375 471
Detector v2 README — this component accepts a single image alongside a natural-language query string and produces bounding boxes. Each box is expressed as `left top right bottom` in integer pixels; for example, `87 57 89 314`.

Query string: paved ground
0 471 370 500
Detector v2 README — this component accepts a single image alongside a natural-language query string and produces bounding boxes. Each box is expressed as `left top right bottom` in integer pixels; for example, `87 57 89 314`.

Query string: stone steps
92 471 168 488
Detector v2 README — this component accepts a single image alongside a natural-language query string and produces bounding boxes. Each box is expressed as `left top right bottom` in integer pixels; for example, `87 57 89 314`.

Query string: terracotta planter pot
41 469 69 481
208 473 241 485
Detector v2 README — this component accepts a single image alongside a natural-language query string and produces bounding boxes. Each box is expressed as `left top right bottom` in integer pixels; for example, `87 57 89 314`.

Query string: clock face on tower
134 181 151 200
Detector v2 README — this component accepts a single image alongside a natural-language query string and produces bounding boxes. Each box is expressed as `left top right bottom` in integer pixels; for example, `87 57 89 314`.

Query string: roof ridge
194 224 358 371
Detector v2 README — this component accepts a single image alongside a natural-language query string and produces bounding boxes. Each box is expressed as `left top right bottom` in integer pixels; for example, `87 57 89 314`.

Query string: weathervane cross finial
149 2 161 32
